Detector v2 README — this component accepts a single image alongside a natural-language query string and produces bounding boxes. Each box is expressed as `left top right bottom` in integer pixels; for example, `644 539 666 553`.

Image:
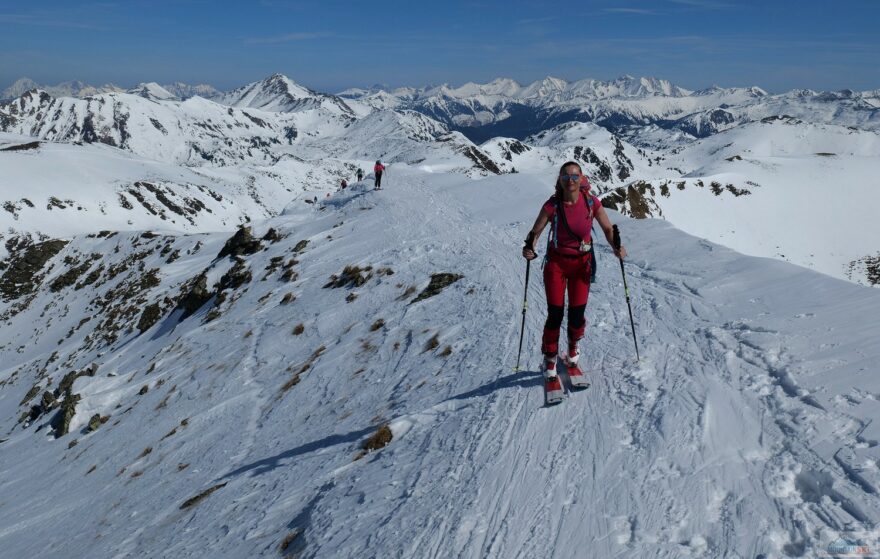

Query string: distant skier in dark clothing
522 161 627 401
356 168 364 182
374 160 385 189
340 179 348 190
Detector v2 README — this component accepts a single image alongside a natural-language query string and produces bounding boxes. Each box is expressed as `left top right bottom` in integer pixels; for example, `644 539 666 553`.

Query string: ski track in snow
1 170 879 558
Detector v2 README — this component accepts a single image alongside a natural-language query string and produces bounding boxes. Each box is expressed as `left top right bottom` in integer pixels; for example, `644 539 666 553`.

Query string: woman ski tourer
374 160 385 189
522 161 627 403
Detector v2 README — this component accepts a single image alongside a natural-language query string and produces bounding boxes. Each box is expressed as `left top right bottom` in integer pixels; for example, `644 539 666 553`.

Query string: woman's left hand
614 245 627 260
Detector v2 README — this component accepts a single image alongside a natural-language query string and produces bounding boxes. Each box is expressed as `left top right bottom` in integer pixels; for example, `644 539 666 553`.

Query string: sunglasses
559 174 582 182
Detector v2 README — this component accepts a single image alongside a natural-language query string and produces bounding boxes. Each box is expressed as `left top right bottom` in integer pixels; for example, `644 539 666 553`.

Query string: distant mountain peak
2 77 39 99
2 78 122 100
127 82 176 101
213 73 354 116
541 76 568 88
161 82 220 100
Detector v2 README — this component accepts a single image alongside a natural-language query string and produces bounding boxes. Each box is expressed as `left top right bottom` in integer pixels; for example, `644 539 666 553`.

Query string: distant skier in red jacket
374 160 385 190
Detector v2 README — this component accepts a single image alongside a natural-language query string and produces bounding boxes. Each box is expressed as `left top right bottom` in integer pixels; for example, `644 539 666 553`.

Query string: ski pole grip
612 224 621 250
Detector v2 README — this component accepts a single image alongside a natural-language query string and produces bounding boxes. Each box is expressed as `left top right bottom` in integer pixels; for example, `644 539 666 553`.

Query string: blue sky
1 0 878 93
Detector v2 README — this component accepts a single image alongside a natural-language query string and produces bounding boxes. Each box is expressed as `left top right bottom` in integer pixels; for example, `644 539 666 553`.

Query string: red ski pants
541 252 591 356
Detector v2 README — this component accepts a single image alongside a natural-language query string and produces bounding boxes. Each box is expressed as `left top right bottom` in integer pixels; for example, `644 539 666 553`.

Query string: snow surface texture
645 121 880 285
1 168 879 558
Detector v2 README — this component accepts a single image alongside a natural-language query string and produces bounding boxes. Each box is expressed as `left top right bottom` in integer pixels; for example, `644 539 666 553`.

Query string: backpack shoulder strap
551 196 560 248
582 187 594 219
556 194 577 243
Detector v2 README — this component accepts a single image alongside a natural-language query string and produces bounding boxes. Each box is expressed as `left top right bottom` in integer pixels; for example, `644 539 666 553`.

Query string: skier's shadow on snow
218 425 377 479
218 371 540 481
321 184 373 210
445 370 542 402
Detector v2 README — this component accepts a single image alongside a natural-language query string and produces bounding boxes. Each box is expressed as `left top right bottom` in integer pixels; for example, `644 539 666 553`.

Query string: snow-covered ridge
479 121 658 186
599 120 880 285
0 134 355 243
0 89 308 166
1 170 879 557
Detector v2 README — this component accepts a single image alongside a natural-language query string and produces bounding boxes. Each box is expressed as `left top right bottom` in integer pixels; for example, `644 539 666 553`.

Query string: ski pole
613 225 640 361
514 259 531 372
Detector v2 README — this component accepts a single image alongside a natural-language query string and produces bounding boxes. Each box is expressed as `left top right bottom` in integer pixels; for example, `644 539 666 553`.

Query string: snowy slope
480 121 664 189
0 132 352 244
295 110 504 175
1 168 879 558
0 90 309 166
600 121 880 285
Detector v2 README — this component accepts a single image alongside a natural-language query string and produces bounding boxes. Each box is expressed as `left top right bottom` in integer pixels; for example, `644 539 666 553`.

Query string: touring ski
544 374 564 405
563 356 590 389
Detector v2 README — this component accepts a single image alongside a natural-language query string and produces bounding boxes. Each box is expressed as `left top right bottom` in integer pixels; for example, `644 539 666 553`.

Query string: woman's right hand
522 247 537 260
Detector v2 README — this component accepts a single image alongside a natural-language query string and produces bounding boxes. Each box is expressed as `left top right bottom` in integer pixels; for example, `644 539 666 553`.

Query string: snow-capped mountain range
1 77 124 100
9 73 879 142
341 76 880 143
2 72 879 284
1 77 222 102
